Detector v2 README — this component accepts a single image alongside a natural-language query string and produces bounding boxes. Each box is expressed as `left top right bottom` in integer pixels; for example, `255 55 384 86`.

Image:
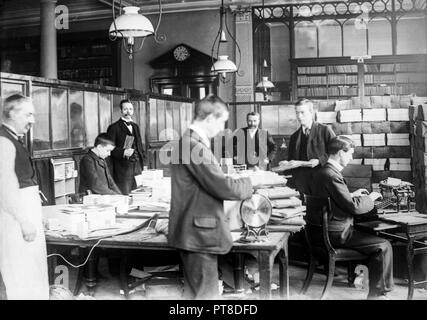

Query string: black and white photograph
1 0 427 306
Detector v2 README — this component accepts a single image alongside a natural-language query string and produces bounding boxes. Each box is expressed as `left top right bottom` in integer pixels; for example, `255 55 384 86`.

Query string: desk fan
239 193 272 242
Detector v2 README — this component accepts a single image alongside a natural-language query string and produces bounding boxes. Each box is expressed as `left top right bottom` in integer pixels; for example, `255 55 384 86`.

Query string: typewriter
375 177 415 213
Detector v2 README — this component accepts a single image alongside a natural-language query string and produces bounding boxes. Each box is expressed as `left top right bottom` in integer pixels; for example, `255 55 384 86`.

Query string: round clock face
173 46 190 61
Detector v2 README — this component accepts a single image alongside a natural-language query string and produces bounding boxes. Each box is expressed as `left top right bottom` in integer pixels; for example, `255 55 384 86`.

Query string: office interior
1 0 427 300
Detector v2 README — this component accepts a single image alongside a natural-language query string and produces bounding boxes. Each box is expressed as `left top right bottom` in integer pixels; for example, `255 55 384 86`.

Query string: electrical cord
46 214 159 269
46 238 105 268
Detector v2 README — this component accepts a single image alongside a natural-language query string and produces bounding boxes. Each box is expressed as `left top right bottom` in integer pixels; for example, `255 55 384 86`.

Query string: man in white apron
0 94 49 299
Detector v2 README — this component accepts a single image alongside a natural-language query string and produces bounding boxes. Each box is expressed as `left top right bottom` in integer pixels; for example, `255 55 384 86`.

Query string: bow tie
123 120 132 126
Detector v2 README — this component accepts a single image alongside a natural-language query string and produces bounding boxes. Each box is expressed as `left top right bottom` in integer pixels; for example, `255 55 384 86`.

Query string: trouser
179 250 219 300
330 228 394 296
115 160 142 195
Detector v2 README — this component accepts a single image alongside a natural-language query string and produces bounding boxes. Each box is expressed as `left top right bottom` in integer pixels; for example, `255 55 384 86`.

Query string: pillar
233 7 254 129
40 0 58 79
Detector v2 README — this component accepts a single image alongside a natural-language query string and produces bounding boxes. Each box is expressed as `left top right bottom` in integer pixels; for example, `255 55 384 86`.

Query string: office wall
120 9 236 103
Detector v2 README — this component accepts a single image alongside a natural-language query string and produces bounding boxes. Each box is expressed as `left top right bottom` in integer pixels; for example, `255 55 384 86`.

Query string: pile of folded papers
257 187 306 226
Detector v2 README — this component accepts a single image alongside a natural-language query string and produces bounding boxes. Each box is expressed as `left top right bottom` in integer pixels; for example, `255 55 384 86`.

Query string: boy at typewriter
310 136 394 299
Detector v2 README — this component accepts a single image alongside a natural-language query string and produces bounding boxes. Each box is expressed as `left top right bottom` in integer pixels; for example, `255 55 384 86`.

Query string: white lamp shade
109 6 154 38
211 55 237 73
256 76 275 89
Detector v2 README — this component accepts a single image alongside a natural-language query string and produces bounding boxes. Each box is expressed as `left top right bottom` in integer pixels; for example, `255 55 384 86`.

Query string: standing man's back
168 95 253 299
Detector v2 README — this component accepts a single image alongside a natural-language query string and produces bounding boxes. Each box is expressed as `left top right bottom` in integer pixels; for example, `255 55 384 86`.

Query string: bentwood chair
300 194 368 299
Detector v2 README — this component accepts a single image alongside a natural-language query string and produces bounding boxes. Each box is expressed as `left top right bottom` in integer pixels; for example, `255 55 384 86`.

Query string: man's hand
308 159 320 167
123 148 134 158
20 220 37 242
351 188 370 197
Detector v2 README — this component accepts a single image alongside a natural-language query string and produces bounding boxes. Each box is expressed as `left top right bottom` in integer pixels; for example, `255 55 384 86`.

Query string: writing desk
46 222 297 300
356 212 427 300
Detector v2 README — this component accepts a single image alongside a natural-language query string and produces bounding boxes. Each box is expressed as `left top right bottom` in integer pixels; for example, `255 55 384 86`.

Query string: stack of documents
364 158 387 171
341 134 362 146
316 111 336 124
387 108 409 121
230 170 287 187
389 158 411 171
386 133 410 146
362 108 387 122
363 133 386 146
337 109 362 122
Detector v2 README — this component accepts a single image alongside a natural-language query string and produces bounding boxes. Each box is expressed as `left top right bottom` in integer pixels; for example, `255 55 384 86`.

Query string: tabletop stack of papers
256 187 306 226
130 174 171 212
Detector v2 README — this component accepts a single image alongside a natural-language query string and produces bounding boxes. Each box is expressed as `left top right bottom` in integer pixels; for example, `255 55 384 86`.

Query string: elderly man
107 99 145 195
168 95 254 299
0 94 49 299
281 98 335 195
233 112 277 170
310 136 394 299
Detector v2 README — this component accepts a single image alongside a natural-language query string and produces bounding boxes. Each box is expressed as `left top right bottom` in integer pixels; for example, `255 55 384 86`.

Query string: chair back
303 194 336 255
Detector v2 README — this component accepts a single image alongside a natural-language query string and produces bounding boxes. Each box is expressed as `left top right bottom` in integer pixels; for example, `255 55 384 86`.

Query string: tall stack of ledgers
314 95 413 192
410 97 427 213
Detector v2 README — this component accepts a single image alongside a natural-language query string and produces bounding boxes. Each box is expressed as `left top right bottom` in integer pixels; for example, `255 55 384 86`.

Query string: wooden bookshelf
291 55 427 100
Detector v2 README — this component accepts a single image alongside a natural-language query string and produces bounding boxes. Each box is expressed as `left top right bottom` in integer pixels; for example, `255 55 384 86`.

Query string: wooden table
46 224 294 300
356 212 427 300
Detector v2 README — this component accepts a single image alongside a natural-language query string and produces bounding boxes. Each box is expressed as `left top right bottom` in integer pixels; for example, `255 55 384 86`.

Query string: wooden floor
61 257 427 300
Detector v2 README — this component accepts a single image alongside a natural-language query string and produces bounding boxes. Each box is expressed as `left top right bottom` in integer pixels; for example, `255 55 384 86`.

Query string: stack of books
256 187 306 226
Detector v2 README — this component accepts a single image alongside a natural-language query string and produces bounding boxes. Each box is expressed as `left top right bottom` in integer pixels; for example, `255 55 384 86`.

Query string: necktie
18 135 26 146
304 128 310 137
123 120 132 126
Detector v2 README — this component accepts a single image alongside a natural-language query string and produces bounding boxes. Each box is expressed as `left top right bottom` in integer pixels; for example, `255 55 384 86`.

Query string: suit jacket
79 150 122 195
288 121 335 165
168 129 253 254
287 122 335 194
233 127 277 169
310 162 374 237
107 119 145 186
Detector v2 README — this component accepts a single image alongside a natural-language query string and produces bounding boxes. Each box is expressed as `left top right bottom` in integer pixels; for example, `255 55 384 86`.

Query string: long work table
356 211 427 300
45 216 301 300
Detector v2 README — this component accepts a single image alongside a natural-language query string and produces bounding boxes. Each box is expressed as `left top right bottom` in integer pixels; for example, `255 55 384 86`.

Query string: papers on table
257 189 300 201
272 206 306 219
272 160 316 172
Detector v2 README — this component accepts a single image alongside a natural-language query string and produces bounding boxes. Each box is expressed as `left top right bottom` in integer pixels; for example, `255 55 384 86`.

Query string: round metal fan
239 193 272 241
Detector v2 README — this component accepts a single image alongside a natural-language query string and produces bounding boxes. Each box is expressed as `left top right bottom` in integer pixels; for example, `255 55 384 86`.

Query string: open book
272 160 316 172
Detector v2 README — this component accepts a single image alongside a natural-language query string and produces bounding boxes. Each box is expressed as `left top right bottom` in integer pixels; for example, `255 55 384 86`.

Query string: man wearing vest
0 94 49 299
233 112 277 170
107 100 145 195
281 98 336 196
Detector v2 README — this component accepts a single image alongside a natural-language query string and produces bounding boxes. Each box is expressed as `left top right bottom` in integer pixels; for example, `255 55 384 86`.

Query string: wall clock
173 45 190 61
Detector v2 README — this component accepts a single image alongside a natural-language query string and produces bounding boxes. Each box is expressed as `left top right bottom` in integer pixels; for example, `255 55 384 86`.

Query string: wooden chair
300 194 368 299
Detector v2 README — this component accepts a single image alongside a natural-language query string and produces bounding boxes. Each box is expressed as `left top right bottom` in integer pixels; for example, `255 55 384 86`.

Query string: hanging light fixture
255 0 275 100
211 0 241 83
109 0 163 59
257 76 275 101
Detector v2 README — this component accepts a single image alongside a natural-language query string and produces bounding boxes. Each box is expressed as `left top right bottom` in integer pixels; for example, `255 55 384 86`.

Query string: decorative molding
236 85 254 95
235 9 252 23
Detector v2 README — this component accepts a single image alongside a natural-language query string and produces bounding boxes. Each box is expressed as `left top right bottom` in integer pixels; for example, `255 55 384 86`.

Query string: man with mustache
0 94 49 299
233 112 277 170
107 99 146 195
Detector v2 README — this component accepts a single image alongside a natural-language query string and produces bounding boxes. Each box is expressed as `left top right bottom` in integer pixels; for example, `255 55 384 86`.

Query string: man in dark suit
280 98 335 195
233 112 277 170
168 95 254 299
310 136 394 299
79 133 122 195
107 99 145 195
